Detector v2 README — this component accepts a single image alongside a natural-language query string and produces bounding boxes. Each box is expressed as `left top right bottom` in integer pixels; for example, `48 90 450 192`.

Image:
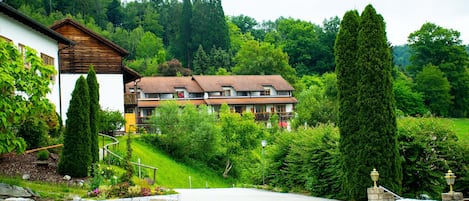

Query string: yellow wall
124 113 136 133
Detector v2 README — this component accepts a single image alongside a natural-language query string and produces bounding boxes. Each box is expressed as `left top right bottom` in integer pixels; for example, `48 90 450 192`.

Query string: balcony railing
136 112 294 125
124 93 137 105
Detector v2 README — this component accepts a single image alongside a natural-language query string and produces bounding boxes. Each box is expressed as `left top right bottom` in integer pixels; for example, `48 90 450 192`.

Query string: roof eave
0 2 74 45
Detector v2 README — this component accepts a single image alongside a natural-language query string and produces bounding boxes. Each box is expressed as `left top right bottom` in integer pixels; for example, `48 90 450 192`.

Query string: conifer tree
334 10 361 200
87 66 100 164
176 0 192 68
355 5 401 200
58 76 91 177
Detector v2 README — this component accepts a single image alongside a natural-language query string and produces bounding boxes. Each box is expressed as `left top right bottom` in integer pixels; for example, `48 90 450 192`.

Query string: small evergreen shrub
36 150 49 161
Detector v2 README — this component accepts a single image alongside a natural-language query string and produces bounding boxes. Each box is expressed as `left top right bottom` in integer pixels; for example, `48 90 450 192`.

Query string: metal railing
100 133 158 182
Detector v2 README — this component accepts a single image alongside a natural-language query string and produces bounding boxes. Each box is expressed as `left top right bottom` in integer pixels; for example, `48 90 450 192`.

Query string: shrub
397 117 465 199
267 124 344 199
18 117 48 150
36 150 49 161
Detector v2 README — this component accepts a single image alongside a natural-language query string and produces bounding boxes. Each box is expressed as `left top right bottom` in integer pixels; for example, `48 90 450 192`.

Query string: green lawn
104 135 234 188
448 118 469 147
438 118 469 147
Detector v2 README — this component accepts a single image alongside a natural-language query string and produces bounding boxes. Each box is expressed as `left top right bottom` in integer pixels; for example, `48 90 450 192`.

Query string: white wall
0 13 61 115
60 74 124 121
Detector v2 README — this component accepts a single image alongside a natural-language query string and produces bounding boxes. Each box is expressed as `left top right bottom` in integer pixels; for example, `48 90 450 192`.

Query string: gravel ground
0 152 87 184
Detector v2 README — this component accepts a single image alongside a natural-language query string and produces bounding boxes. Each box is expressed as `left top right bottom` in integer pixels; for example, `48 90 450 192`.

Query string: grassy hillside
445 118 469 147
104 135 234 188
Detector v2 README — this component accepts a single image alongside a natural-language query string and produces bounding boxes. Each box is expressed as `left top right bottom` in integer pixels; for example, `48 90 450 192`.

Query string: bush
397 117 467 199
36 150 49 161
18 117 48 150
98 109 125 135
267 124 344 199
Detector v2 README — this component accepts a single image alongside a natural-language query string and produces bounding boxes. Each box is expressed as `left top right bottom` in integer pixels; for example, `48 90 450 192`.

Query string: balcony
124 93 137 105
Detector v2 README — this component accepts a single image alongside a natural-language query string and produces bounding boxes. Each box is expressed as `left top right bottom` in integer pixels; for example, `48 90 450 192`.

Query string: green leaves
0 40 55 155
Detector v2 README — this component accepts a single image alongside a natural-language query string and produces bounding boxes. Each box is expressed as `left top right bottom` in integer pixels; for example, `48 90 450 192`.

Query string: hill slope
109 135 234 188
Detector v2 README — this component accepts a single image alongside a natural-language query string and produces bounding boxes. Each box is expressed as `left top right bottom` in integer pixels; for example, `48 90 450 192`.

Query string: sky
221 0 469 46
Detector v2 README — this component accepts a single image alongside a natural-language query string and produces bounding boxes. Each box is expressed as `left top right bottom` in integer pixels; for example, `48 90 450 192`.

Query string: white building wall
286 104 294 113
0 13 61 115
60 74 124 121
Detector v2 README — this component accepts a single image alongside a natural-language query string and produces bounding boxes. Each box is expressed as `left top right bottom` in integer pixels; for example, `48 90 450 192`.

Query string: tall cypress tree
58 76 91 177
176 0 192 68
334 10 361 200
355 5 401 200
87 66 100 164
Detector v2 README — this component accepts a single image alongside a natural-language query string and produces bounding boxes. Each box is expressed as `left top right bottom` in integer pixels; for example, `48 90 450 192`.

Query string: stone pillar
442 192 464 201
368 187 395 201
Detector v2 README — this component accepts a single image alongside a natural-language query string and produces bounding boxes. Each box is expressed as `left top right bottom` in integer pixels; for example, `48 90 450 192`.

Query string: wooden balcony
124 93 137 106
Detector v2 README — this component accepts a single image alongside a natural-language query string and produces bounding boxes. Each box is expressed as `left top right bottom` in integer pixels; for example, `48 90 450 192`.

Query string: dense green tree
175 0 192 67
190 0 229 68
0 40 55 154
218 104 266 178
97 109 125 134
229 15 258 34
106 0 123 26
276 18 320 76
232 39 296 84
292 73 338 128
408 22 469 117
136 31 166 61
415 65 452 116
334 10 360 200
392 45 411 69
58 76 91 177
192 45 209 75
355 5 401 200
87 66 100 164
393 74 427 116
208 46 232 73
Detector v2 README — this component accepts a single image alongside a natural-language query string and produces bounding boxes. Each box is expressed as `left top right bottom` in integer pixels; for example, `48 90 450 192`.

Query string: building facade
51 18 140 121
125 75 297 131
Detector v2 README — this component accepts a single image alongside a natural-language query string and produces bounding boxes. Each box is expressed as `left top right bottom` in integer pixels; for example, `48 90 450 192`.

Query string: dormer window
177 91 184 98
222 86 233 97
261 88 271 96
222 89 231 96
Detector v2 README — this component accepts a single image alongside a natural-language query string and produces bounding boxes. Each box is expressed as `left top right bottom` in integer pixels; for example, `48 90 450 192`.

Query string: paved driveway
101 188 341 201
175 188 340 201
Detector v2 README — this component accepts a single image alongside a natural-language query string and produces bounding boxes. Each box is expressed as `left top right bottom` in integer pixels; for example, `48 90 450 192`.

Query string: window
276 105 286 113
260 89 271 96
18 44 31 69
222 89 231 96
255 105 266 113
177 91 184 98
41 53 54 66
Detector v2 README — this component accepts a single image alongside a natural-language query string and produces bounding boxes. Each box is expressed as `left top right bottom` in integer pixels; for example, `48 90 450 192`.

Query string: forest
5 0 469 119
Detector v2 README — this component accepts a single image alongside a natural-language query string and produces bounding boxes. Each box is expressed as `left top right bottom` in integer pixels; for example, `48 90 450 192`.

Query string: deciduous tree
0 40 55 154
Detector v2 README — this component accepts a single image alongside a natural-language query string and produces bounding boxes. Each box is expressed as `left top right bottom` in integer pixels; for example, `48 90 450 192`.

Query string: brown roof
50 18 128 56
138 99 207 108
192 75 294 92
205 97 297 105
123 67 142 84
0 3 74 45
131 76 204 93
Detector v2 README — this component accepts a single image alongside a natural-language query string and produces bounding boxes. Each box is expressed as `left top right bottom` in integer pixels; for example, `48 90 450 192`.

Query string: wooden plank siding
51 19 127 74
